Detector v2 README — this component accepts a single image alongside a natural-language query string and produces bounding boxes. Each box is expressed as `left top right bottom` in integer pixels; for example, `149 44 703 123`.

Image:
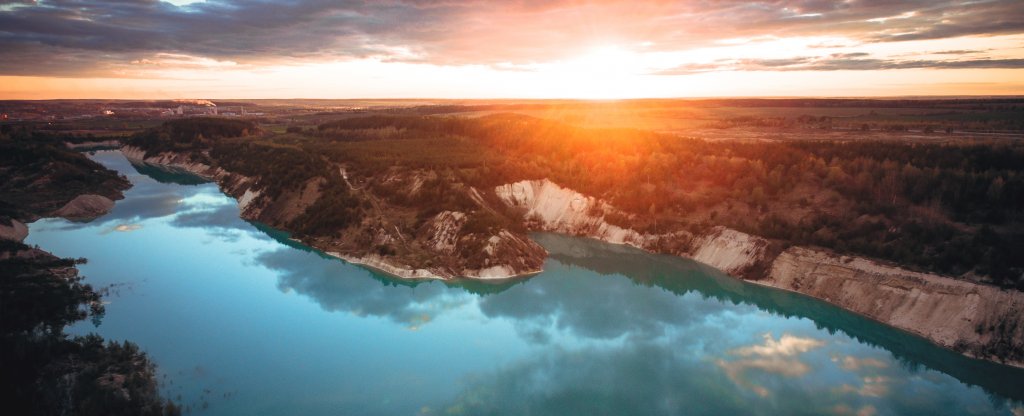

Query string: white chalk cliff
122 146 261 218
689 227 769 277
493 178 1024 368
495 179 646 246
121 148 1024 367
758 247 1024 366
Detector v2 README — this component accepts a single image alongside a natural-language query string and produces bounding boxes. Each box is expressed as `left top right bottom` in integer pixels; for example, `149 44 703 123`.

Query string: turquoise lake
26 150 1024 415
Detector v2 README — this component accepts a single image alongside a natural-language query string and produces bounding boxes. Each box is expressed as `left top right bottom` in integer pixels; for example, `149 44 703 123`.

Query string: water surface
26 150 1024 415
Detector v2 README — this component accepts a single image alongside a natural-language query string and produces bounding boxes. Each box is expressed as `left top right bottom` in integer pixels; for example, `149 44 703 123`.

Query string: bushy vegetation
127 112 1024 287
127 117 258 157
288 176 363 236
0 141 175 415
0 142 129 221
1 242 179 416
210 140 326 198
311 114 1024 287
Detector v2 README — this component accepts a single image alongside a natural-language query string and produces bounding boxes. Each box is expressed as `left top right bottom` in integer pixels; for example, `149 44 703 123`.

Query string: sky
1 0 1023 99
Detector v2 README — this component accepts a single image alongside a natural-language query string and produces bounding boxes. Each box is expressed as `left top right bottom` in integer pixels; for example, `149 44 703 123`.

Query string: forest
316 114 1024 287
0 139 179 415
0 141 129 222
129 114 1024 288
127 117 259 158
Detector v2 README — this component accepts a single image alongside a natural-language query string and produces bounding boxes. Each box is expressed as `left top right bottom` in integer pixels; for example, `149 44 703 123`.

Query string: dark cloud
1 0 1022 76
657 56 1024 74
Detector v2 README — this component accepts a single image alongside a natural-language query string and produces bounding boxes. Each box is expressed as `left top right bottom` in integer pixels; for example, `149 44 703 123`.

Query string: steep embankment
492 178 1024 368
120 146 1024 367
0 220 29 242
0 144 178 415
0 142 128 223
495 179 647 246
760 247 1024 367
121 146 546 280
52 194 116 220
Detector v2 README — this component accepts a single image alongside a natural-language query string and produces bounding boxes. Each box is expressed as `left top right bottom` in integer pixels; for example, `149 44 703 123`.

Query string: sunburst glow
0 1 1021 98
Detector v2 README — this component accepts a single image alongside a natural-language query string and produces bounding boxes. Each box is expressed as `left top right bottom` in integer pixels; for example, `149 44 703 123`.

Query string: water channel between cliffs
26 150 1024 416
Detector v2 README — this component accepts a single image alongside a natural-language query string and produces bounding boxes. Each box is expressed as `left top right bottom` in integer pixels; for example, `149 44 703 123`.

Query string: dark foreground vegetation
0 141 129 222
0 241 180 416
0 140 177 415
129 114 1024 288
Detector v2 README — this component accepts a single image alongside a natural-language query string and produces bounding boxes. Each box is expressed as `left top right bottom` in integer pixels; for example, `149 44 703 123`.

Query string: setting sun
3 1 1024 415
1 1 1022 99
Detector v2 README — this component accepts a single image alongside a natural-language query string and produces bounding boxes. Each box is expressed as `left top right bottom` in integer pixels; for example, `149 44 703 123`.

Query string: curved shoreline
119 147 1024 369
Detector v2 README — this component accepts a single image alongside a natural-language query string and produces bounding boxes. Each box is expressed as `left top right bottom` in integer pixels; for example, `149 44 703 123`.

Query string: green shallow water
25 150 1024 415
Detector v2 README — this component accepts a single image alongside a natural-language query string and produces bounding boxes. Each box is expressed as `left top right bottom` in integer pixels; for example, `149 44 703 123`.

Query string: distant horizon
2 1 1023 99
4 95 1024 102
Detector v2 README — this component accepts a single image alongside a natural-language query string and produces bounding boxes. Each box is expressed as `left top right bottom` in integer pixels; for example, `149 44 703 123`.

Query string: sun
539 45 649 99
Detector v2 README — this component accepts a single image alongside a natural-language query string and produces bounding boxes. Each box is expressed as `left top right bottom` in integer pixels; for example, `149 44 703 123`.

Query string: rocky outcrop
115 144 1024 366
122 147 546 280
52 194 115 221
121 145 222 180
326 228 545 281
757 247 1024 367
326 252 444 279
0 219 29 242
689 227 771 278
122 145 259 216
495 179 647 246
493 178 1024 368
461 230 546 279
492 180 776 276
422 211 467 254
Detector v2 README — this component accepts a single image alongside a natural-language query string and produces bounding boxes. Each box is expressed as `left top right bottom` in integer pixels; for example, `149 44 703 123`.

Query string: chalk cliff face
492 180 775 277
760 247 1024 367
493 178 1024 368
123 146 264 219
689 227 771 278
122 148 1024 367
495 179 647 246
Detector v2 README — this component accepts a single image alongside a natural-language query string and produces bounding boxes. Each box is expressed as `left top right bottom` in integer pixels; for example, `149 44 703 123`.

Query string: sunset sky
1 0 1022 99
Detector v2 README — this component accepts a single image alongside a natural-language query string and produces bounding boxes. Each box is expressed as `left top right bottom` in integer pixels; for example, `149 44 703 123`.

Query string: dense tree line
311 114 1024 287
0 142 129 221
127 117 258 157
0 141 177 415
127 113 1024 287
210 141 326 198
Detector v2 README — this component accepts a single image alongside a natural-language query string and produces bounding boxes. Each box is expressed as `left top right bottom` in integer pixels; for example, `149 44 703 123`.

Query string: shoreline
117 147 1024 369
745 278 1024 369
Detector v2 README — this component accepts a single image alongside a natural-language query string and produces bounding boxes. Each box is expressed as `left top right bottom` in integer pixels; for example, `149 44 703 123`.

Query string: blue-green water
26 150 1024 415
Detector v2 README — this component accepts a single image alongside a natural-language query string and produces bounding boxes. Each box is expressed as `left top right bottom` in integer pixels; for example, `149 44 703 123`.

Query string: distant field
3 98 1022 143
